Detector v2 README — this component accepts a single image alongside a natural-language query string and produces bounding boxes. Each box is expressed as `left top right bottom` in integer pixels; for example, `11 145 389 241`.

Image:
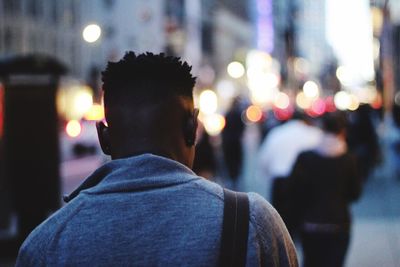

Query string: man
16 52 297 266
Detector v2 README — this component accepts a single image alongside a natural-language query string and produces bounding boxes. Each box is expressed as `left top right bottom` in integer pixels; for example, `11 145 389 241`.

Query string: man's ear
96 121 111 155
184 109 199 147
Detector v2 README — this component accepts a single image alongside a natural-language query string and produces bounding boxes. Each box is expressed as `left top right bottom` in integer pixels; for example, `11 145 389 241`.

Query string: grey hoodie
16 154 298 266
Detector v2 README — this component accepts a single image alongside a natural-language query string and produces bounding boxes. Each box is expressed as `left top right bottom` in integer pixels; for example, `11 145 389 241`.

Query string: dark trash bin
0 54 67 258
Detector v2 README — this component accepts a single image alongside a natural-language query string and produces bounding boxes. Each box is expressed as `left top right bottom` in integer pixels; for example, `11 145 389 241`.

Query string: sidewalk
346 176 400 267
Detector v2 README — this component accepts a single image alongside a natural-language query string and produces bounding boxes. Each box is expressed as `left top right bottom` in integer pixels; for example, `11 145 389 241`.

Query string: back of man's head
321 111 347 134
97 52 198 166
102 52 195 110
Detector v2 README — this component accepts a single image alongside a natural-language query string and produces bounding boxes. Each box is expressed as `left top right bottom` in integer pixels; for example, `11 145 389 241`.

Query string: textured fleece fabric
16 154 298 267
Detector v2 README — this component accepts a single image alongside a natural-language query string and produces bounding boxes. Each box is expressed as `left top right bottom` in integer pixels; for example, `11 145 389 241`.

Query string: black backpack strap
219 188 250 267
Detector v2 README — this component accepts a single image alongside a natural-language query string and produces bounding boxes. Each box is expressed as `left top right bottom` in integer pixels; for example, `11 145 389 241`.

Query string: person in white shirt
258 112 322 232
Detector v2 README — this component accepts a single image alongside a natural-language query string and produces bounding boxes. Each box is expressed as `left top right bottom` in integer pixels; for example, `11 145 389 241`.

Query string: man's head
97 52 198 168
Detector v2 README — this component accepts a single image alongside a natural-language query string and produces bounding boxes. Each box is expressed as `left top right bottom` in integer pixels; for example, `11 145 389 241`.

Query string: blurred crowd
193 97 395 266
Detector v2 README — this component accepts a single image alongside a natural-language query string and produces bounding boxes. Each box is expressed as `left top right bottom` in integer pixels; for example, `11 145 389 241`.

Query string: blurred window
103 0 115 9
27 0 40 18
50 1 58 24
3 0 20 14
202 23 213 54
28 0 38 18
70 1 78 26
220 0 250 21
51 35 57 55
29 33 37 52
166 0 185 25
4 27 12 52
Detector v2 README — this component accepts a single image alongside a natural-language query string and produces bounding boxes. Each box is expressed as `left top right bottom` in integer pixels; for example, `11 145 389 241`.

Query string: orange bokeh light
246 105 263 122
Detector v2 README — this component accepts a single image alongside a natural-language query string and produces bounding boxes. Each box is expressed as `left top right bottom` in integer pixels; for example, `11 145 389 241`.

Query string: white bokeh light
334 91 351 110
303 81 319 98
227 61 245 79
199 90 218 115
203 114 226 136
82 24 101 43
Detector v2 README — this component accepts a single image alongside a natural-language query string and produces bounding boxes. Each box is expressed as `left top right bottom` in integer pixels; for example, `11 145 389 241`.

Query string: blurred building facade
0 0 84 77
0 0 254 92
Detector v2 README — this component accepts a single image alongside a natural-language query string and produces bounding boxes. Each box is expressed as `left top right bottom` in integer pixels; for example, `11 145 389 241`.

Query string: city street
347 177 400 267
1 127 399 266
59 124 400 267
1 0 399 265
240 124 400 267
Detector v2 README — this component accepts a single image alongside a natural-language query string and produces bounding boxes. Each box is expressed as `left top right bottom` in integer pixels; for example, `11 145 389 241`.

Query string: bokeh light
203 113 226 136
303 81 319 98
82 24 101 43
325 96 337 112
250 87 277 106
311 98 326 116
273 92 290 109
370 93 383 109
334 91 351 110
296 91 312 109
336 66 353 85
245 105 263 122
273 106 293 121
74 88 93 116
227 61 245 79
348 94 360 111
66 120 82 138
199 89 218 115
84 103 105 121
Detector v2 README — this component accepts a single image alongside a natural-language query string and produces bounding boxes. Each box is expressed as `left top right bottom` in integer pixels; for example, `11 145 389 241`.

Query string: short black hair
321 111 347 134
101 52 196 111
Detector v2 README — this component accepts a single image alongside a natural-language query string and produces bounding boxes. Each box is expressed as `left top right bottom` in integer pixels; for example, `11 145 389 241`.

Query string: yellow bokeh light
227 61 245 79
203 114 226 136
348 94 360 111
296 92 312 109
57 84 94 120
84 104 105 121
199 90 218 115
74 89 93 114
66 120 82 138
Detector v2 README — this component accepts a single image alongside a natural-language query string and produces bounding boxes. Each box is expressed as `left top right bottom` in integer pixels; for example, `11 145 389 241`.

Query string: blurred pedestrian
258 111 322 232
390 102 400 179
192 122 217 180
16 52 298 266
288 112 362 267
347 104 381 181
221 97 245 189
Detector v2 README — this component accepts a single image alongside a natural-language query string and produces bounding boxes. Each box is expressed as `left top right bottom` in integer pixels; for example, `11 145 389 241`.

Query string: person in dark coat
221 97 245 188
347 104 380 181
289 112 362 267
192 122 217 180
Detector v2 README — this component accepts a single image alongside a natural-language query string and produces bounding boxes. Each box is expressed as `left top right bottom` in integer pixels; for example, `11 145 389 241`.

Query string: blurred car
60 119 101 161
